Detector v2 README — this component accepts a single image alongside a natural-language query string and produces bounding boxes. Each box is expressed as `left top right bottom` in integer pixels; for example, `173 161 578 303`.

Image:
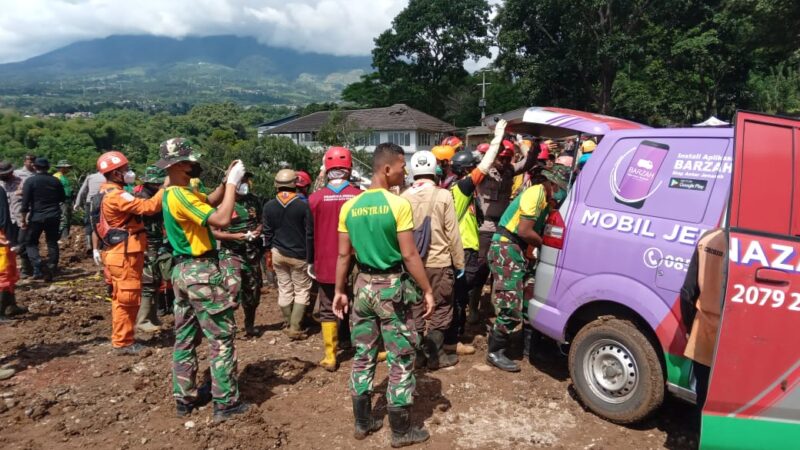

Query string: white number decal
772 290 785 308
790 294 800 312
730 284 799 312
732 284 745 303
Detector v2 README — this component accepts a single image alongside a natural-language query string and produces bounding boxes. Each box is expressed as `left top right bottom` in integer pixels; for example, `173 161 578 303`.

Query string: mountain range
0 35 373 109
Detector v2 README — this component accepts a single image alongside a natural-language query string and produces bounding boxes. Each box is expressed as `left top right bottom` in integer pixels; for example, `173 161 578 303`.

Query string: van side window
585 138 732 223
733 121 793 235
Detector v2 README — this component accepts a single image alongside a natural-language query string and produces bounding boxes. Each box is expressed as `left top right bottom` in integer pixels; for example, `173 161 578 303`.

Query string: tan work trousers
272 249 312 307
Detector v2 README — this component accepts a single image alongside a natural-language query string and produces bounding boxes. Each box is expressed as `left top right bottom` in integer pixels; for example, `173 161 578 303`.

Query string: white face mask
236 183 250 195
123 170 136 185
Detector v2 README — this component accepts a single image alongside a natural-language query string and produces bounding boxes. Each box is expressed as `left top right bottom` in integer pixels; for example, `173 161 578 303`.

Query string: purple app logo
612 140 670 208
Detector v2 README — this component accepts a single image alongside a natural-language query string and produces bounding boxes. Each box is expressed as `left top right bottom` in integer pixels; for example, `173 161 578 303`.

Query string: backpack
413 189 440 261
89 187 130 249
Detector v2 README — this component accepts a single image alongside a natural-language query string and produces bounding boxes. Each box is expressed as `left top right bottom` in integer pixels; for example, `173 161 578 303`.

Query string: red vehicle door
701 111 800 449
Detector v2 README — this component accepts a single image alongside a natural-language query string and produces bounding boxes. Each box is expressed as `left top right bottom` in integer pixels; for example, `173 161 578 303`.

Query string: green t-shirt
494 184 548 242
338 189 414 270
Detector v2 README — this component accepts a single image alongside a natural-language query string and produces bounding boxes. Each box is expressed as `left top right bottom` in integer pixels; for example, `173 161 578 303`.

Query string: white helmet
410 150 437 177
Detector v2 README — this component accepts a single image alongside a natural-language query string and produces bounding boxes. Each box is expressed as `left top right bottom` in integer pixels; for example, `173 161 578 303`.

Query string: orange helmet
441 136 463 150
431 145 456 161
296 171 312 188
96 151 128 174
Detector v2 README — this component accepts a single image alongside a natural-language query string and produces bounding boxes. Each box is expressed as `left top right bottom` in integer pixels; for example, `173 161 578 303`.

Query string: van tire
568 318 664 424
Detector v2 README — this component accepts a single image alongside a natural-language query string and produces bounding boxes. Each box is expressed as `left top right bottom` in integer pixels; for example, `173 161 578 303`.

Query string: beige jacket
684 229 727 367
402 180 465 270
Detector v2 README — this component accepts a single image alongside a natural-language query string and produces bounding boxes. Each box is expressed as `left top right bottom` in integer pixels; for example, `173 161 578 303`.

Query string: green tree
344 0 492 118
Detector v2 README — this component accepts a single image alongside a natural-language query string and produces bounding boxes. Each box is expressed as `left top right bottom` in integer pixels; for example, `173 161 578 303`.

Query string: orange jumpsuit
0 230 18 294
99 182 163 348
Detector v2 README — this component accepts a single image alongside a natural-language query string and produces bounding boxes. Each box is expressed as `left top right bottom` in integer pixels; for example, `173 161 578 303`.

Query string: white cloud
0 0 408 63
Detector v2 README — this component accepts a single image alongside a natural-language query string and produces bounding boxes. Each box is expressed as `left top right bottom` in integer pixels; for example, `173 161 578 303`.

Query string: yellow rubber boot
319 322 338 372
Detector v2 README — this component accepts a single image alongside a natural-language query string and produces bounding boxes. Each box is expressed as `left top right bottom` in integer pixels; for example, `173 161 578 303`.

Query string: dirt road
0 238 697 449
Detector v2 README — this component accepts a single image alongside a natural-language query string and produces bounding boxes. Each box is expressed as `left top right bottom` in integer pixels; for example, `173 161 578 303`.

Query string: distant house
257 114 301 139
265 104 457 153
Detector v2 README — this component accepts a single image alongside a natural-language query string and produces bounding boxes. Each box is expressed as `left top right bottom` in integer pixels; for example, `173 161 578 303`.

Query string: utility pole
477 71 492 125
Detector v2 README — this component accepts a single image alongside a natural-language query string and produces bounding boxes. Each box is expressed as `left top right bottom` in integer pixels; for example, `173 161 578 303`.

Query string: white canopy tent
693 116 730 127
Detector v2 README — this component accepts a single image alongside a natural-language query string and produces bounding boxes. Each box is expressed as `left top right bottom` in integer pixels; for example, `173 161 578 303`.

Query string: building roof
266 104 456 134
257 114 300 128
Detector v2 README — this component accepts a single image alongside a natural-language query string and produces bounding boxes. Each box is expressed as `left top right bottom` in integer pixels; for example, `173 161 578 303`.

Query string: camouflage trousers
171 258 239 407
488 241 532 336
350 272 418 407
218 249 262 309
142 248 173 310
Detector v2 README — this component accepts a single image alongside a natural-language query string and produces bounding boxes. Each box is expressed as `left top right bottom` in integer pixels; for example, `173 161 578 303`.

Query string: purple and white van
493 107 734 423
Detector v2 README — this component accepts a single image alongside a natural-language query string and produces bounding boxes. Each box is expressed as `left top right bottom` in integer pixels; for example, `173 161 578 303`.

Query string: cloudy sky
0 0 413 63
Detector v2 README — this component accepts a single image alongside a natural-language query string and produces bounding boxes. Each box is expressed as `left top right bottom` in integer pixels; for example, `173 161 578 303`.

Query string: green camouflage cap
550 164 572 183
55 159 72 168
155 137 201 169
141 165 166 184
541 168 568 190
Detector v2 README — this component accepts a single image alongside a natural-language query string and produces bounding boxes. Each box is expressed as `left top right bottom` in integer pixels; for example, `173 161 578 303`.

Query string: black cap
33 157 50 168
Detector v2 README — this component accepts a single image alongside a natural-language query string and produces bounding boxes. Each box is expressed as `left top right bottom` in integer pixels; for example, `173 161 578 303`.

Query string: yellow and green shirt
338 188 414 270
163 186 216 257
54 172 73 197
493 184 548 243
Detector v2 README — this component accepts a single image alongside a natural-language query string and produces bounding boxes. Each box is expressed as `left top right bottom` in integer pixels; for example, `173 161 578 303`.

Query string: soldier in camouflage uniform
332 143 435 447
135 166 173 331
157 137 250 422
486 169 566 373
214 173 263 337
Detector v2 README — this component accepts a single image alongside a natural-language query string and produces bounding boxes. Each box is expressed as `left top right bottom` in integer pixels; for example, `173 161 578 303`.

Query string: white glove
92 249 102 266
226 161 246 186
491 119 508 144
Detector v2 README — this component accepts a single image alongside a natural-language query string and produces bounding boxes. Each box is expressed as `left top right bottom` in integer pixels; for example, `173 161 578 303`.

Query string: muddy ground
0 230 698 449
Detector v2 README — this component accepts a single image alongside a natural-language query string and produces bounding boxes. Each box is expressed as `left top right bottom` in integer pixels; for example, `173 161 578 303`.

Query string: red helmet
324 146 352 171
96 151 128 174
499 139 515 158
296 171 312 188
441 136 463 150
476 143 490 153
537 142 551 160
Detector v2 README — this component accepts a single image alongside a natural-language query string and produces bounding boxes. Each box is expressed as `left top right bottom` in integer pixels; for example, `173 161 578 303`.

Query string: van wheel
568 318 664 424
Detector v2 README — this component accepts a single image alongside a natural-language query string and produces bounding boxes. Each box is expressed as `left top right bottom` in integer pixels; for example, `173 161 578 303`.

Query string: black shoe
176 401 193 417
113 343 145 356
212 402 250 423
387 406 429 448
5 305 28 317
486 331 520 372
425 330 458 371
352 394 383 440
175 381 212 417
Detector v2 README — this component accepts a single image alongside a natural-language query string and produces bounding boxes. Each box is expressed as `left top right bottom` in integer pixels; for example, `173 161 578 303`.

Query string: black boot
414 347 428 370
0 292 12 323
352 394 383 440
425 330 458 371
523 326 533 359
387 406 429 448
243 304 258 337
1 292 26 317
486 330 520 372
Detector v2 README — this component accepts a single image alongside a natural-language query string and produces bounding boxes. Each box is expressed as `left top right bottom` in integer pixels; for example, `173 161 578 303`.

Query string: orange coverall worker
99 182 163 348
